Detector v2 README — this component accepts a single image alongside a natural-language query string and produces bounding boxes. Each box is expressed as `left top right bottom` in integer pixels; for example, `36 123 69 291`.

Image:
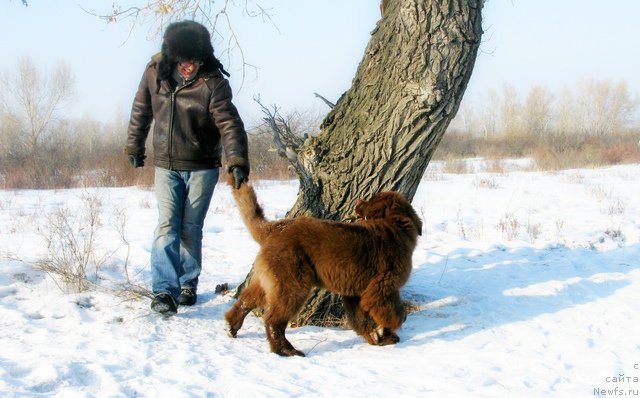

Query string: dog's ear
390 193 423 236
356 193 422 235
355 193 388 220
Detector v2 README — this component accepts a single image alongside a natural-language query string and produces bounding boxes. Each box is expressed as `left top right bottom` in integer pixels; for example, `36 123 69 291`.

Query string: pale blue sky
2 0 639 126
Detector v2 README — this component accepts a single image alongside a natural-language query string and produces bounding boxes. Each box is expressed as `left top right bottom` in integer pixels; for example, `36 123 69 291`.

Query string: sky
1 0 639 126
1 161 640 395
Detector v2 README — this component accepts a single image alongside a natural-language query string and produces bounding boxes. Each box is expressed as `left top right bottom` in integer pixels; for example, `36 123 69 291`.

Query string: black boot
178 288 197 306
151 293 178 315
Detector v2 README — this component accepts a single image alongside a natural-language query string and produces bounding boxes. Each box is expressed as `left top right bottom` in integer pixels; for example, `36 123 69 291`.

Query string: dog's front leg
343 296 379 344
361 282 406 331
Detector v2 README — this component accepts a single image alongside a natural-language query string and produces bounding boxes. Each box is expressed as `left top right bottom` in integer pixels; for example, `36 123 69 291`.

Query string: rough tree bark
238 0 484 327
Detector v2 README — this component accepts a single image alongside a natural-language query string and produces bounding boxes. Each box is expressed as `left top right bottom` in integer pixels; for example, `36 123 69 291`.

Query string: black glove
231 166 248 189
128 154 146 168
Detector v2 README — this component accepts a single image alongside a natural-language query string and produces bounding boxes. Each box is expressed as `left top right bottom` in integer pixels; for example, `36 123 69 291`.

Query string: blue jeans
151 167 219 299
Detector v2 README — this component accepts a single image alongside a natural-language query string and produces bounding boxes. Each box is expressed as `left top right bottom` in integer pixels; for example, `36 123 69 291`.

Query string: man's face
177 60 202 80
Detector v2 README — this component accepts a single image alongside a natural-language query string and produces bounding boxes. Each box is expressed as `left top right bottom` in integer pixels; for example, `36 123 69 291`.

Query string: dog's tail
228 176 270 244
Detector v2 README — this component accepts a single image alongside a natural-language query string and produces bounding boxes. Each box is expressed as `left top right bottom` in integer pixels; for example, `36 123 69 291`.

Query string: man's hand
128 154 146 168
231 166 248 189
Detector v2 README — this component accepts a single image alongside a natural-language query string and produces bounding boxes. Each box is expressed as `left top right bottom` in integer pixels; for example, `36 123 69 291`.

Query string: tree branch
253 96 302 164
79 1 276 90
313 92 335 109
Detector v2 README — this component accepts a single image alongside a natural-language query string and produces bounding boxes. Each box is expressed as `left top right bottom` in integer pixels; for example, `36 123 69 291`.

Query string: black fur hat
157 20 229 80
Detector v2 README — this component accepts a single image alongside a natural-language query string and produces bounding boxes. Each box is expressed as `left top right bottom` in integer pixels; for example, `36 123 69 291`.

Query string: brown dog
225 179 422 356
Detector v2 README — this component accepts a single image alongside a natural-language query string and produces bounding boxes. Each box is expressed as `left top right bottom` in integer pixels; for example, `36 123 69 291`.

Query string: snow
1 163 639 397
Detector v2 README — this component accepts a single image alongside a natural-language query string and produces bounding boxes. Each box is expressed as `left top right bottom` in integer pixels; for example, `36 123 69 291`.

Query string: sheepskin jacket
125 55 249 173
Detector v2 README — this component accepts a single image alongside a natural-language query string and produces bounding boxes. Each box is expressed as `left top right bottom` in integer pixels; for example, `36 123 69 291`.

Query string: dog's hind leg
264 319 304 357
263 288 309 357
224 280 265 337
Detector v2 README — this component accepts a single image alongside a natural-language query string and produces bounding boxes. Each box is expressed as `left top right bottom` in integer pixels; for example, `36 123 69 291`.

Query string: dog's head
355 191 423 236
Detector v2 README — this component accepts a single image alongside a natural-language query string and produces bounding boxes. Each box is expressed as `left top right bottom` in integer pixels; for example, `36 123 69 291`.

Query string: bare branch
254 96 301 164
251 95 322 217
313 92 335 109
79 1 277 88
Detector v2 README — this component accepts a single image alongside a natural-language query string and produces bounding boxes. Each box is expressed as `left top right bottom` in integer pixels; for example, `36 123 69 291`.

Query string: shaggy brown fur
224 179 422 357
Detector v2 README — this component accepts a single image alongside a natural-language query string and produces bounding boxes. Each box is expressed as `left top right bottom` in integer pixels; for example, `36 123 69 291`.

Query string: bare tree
553 79 638 136
575 79 637 136
553 87 577 136
475 89 498 138
523 85 553 136
497 83 522 136
287 1 482 217
253 0 484 325
447 100 478 136
0 56 75 151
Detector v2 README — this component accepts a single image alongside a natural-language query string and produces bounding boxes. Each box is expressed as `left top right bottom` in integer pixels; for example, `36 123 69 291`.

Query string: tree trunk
236 0 484 327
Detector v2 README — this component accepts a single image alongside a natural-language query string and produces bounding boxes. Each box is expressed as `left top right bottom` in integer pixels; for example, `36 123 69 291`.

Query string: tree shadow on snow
400 241 640 346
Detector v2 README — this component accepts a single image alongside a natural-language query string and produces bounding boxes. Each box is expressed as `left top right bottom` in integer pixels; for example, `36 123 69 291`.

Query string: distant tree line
449 80 638 138
0 57 638 189
438 81 640 169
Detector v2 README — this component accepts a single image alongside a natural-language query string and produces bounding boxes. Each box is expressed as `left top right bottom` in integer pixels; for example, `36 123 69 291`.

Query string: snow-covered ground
1 162 639 397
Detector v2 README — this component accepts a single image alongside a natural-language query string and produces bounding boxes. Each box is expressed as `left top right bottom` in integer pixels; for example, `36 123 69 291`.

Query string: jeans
151 167 219 299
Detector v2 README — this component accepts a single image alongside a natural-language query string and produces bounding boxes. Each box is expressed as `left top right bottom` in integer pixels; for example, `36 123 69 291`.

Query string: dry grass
434 130 640 172
0 123 638 189
14 190 155 298
35 194 105 293
497 213 520 241
473 176 501 189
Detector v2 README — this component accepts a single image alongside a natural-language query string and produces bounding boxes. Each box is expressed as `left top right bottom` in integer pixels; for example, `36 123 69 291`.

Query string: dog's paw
377 331 400 346
276 347 306 357
225 322 238 338
369 326 400 346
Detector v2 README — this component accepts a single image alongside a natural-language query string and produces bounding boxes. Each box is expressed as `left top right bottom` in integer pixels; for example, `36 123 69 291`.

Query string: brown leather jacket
125 56 249 173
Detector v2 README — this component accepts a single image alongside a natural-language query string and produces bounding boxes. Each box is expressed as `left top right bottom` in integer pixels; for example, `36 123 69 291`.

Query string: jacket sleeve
209 77 250 174
124 66 154 157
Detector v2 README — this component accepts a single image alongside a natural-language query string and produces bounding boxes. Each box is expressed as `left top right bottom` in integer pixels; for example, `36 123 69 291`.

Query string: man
125 20 250 316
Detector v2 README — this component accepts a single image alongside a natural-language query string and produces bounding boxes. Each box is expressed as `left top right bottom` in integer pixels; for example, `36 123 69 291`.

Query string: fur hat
157 20 229 80
162 20 213 62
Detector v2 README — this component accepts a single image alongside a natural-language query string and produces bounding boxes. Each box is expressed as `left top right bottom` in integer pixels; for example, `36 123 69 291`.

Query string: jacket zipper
168 79 196 170
169 90 176 170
